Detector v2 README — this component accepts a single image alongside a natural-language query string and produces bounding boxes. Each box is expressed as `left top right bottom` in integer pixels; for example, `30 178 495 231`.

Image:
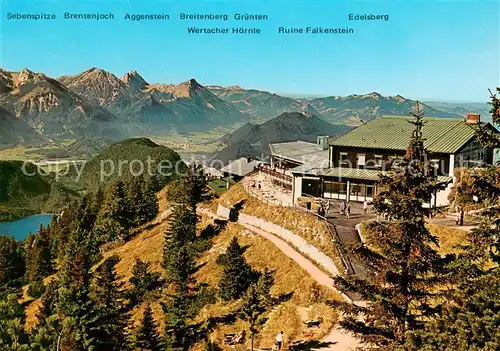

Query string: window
374 155 383 168
357 154 366 169
339 152 348 166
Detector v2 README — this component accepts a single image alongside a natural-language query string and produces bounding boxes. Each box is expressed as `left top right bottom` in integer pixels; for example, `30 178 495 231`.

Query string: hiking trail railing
294 201 356 276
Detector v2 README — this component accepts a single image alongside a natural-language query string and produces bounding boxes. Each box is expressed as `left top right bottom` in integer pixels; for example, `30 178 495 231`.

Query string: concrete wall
435 183 453 207
292 175 302 204
216 203 341 277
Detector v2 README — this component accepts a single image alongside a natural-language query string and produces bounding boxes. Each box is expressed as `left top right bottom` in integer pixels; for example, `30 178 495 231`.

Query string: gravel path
216 204 342 278
199 207 361 351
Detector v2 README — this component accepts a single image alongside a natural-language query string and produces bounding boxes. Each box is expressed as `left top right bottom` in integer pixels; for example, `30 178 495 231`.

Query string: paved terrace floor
243 172 294 206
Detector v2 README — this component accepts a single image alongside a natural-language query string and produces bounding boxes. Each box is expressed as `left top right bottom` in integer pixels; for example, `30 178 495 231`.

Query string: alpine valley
0 67 464 151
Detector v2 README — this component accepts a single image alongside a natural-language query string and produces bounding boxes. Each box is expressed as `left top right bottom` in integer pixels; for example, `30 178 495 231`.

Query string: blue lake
0 214 54 241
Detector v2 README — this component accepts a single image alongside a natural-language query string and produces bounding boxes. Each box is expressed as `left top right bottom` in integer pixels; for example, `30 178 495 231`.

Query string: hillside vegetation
68 137 186 190
96 216 340 349
23 185 339 349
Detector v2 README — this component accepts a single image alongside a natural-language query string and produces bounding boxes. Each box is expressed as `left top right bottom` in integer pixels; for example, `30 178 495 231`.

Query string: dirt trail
199 208 360 351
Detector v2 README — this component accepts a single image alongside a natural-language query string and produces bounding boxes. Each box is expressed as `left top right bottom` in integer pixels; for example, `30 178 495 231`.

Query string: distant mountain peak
16 68 48 86
362 92 383 99
19 68 35 75
165 78 203 98
186 78 202 88
85 67 105 73
228 85 243 91
80 67 117 79
121 70 149 90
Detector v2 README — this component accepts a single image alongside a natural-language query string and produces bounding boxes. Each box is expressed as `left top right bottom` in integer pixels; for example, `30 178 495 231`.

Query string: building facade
289 114 497 207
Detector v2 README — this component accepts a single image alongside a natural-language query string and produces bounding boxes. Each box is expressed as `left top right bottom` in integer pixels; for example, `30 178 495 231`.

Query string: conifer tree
129 258 161 305
167 164 209 210
86 255 128 351
0 236 25 286
217 237 256 300
404 95 500 350
25 225 53 297
0 292 29 350
162 276 196 351
205 340 223 351
94 181 131 242
75 195 99 232
239 284 269 351
126 175 159 226
161 164 209 350
29 281 60 351
56 228 94 351
132 304 163 351
142 178 160 221
406 205 500 350
126 175 146 225
163 204 198 285
256 268 275 306
333 103 451 348
475 87 500 149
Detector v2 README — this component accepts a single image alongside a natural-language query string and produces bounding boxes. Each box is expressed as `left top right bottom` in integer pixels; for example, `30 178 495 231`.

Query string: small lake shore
0 214 55 241
0 207 37 222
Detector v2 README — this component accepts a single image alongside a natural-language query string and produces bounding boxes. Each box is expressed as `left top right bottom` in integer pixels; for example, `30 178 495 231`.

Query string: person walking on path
275 331 284 351
340 201 345 216
318 206 325 218
326 201 330 216
346 203 351 219
363 200 368 214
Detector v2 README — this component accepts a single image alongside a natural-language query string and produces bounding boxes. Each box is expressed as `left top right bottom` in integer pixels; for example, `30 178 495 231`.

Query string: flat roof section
269 141 329 167
220 157 261 177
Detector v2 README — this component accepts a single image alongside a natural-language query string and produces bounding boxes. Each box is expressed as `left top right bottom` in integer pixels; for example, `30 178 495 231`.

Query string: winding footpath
198 207 361 351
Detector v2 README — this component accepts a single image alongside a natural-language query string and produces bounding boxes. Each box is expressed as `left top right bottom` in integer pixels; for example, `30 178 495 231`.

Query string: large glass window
322 181 348 199
367 185 374 198
358 184 367 200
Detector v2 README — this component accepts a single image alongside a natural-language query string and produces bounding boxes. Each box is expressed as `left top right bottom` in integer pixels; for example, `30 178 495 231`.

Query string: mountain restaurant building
291 114 497 207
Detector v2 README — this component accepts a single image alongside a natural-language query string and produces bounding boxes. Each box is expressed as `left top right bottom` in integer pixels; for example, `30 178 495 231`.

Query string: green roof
329 116 478 154
291 165 452 183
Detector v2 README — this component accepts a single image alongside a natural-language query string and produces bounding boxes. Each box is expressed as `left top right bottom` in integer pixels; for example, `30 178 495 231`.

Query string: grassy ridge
69 137 186 190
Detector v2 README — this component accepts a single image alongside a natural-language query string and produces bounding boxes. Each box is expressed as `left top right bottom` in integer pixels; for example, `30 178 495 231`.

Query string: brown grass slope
26 186 340 349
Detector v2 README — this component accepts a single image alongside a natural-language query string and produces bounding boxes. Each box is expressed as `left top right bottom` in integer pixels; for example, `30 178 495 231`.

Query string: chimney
317 136 329 150
466 113 481 124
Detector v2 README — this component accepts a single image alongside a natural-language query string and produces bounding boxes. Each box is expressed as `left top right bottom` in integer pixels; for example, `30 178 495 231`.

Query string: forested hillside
0 161 77 221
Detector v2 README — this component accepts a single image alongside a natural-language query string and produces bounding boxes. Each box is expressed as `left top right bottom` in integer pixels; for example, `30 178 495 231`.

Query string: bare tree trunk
251 334 254 351
460 209 464 226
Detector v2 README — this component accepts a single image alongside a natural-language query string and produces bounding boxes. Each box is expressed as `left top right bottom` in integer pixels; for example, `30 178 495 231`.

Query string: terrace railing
294 200 356 276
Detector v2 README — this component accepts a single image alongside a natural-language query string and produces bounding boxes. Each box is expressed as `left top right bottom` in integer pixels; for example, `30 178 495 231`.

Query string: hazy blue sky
1 0 499 101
